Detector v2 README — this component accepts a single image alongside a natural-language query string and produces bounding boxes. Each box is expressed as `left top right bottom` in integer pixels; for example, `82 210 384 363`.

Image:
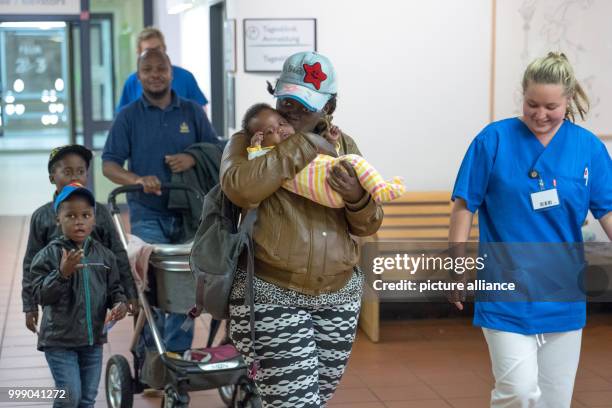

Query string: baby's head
242 103 295 147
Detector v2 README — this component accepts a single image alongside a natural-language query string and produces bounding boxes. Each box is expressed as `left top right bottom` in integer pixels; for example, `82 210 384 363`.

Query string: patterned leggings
229 270 362 408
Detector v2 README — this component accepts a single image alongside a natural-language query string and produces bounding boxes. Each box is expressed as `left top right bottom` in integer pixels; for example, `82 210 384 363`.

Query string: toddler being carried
243 103 405 207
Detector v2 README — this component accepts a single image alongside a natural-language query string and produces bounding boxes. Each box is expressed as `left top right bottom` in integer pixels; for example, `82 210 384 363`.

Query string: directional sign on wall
0 0 80 15
243 18 317 72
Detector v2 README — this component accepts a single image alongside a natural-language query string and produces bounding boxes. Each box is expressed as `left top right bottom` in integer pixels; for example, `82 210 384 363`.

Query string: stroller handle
107 182 205 214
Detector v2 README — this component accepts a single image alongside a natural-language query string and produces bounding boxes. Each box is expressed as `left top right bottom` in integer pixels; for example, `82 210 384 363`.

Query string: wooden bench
359 192 478 342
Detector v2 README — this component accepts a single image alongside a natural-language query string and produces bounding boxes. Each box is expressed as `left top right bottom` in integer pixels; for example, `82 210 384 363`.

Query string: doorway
0 21 72 150
0 16 115 152
209 1 224 136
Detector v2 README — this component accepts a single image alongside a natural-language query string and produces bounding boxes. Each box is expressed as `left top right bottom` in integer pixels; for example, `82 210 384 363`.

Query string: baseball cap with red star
274 51 337 112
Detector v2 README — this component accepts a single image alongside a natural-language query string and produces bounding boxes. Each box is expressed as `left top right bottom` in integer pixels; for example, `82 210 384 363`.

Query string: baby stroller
104 183 261 408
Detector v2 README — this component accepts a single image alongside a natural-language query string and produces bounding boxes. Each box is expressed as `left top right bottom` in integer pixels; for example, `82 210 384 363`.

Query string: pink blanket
125 233 154 292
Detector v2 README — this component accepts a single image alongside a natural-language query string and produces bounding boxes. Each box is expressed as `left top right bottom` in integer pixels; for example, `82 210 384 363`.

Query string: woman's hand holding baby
327 161 366 204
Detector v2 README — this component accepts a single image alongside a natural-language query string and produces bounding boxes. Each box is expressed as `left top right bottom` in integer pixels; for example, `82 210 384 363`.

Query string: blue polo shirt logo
180 122 190 133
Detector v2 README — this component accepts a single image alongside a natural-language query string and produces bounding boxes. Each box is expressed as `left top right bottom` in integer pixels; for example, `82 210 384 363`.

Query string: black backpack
189 184 257 320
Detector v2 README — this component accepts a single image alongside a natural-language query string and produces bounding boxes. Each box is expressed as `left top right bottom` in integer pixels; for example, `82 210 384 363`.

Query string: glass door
71 14 116 149
0 21 71 150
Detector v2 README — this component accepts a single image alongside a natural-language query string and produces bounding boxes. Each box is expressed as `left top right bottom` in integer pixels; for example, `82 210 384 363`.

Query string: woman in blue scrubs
449 52 612 407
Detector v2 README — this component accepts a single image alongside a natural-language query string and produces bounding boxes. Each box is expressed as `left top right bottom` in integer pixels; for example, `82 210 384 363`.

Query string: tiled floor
0 153 52 216
1 215 611 407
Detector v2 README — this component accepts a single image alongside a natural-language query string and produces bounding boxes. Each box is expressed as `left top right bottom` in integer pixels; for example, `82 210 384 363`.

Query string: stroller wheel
218 385 234 405
161 386 189 408
105 355 134 408
219 380 262 408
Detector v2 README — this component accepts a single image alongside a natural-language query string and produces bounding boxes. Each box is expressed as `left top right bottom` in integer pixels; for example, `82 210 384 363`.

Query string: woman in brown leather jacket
220 51 383 407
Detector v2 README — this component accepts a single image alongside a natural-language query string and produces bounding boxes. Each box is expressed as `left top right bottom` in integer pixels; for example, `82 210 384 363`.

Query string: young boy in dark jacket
31 183 127 407
22 145 137 334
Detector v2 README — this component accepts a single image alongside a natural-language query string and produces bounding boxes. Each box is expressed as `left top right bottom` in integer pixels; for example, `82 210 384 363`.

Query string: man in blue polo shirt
102 48 219 355
116 27 208 112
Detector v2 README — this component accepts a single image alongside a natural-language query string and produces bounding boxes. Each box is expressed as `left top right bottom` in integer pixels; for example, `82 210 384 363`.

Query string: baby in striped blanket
244 103 405 208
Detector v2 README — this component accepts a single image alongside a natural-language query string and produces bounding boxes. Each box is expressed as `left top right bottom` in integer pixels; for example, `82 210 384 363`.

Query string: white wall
154 0 183 69
154 0 212 118
155 0 611 239
179 5 212 111
155 0 493 190
226 0 493 191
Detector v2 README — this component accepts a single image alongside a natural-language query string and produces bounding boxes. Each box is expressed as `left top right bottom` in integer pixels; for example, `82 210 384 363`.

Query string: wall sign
0 0 81 15
243 18 316 72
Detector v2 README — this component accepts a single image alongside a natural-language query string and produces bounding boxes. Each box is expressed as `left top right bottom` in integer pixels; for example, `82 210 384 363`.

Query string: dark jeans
131 216 184 245
44 345 103 408
131 216 194 353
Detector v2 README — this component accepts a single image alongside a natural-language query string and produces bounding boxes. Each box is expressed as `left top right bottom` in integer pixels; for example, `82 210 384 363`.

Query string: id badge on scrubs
530 188 560 211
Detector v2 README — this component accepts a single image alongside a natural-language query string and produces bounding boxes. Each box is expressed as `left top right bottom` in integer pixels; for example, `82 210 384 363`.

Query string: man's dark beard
146 87 170 99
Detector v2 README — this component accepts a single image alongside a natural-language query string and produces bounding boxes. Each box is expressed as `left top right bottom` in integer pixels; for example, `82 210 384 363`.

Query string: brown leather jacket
220 131 383 295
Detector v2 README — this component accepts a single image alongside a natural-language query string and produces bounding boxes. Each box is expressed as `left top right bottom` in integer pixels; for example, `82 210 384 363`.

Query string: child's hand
25 311 38 334
127 298 139 316
109 302 128 321
250 131 264 148
326 125 342 145
60 248 84 278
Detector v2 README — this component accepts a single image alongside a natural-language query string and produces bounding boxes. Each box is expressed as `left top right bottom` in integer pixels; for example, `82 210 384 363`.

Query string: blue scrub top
116 65 208 112
452 118 612 334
